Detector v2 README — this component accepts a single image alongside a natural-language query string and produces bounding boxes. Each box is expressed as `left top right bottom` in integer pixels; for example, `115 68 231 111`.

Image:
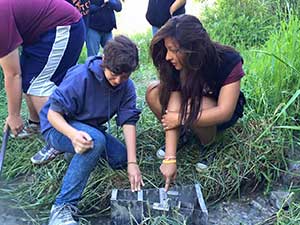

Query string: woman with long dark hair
146 14 246 190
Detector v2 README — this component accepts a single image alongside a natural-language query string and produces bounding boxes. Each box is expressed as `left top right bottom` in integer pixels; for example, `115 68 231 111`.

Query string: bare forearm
5 75 22 116
170 0 186 15
48 109 77 140
194 82 241 128
164 128 179 157
123 124 137 162
0 49 23 117
194 106 233 128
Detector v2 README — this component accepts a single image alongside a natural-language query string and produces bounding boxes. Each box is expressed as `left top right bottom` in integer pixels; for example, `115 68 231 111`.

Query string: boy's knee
91 132 106 153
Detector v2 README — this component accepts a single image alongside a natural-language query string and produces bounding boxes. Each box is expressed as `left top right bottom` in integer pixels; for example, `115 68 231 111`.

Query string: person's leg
102 132 127 169
60 132 127 170
145 81 163 119
152 26 160 36
86 28 101 57
24 19 84 163
25 95 49 116
100 32 113 49
20 18 84 138
24 95 40 122
46 121 106 206
191 96 217 145
47 121 106 225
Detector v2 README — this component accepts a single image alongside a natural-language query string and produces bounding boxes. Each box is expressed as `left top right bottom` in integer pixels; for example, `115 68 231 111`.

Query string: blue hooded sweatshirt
39 56 141 136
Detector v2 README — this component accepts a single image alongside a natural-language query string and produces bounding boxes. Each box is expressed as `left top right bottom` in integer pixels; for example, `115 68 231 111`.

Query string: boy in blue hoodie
40 35 144 225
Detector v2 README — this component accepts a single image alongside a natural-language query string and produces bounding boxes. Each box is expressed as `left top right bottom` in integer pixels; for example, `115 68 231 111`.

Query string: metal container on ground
111 184 208 225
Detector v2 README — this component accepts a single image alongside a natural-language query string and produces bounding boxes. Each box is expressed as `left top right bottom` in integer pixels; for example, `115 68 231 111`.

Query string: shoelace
55 204 79 219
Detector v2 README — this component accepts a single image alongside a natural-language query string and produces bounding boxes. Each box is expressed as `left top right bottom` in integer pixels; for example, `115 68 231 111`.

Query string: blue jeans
86 28 113 57
44 121 127 206
152 26 159 36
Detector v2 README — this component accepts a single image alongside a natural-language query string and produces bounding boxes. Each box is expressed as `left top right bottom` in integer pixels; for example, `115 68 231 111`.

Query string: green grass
0 6 300 225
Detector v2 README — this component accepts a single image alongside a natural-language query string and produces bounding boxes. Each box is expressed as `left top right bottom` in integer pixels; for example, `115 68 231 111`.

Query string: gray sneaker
31 145 62 165
10 119 40 139
48 204 79 225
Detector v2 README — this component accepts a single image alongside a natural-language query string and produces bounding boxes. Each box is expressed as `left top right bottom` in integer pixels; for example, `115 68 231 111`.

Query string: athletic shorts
20 18 85 96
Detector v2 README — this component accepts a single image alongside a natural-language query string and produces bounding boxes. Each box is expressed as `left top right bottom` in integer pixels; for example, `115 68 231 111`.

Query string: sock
28 119 40 125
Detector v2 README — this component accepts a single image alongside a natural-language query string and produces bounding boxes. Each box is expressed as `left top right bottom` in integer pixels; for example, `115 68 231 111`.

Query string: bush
201 0 280 47
242 15 300 115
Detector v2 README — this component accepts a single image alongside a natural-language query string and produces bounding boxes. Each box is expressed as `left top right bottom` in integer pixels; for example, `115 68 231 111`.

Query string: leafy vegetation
0 0 299 224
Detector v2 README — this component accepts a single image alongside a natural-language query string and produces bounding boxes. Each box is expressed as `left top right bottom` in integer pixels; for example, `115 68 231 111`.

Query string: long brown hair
150 14 238 127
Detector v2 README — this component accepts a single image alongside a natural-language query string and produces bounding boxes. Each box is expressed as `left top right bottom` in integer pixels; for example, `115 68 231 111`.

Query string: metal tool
0 127 10 176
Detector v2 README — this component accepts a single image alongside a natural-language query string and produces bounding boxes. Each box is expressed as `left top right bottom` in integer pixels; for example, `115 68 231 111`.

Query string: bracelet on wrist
164 156 176 160
162 159 177 164
127 161 137 165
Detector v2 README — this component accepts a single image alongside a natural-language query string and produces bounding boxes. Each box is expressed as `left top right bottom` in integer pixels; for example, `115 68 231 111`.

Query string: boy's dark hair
102 35 139 75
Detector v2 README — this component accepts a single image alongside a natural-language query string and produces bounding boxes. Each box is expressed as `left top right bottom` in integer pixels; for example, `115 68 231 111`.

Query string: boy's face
104 68 130 86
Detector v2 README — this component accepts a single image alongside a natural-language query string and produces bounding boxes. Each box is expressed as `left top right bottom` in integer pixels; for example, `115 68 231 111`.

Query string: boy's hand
160 163 177 191
127 163 144 192
71 131 93 154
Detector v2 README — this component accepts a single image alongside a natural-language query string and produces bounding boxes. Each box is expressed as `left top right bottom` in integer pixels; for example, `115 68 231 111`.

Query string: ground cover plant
0 0 299 224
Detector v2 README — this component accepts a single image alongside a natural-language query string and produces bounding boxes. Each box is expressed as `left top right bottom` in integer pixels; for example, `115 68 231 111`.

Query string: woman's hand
5 115 24 136
160 162 177 191
161 110 181 130
128 163 144 192
70 131 93 154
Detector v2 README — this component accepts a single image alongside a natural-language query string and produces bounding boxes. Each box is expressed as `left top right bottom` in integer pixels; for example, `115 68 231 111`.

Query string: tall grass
242 15 300 117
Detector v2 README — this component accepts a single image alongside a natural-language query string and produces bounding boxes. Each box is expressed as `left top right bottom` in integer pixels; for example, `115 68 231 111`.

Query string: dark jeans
44 121 127 206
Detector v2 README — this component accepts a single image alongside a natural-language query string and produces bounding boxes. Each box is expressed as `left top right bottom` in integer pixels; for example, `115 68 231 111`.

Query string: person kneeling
39 35 144 225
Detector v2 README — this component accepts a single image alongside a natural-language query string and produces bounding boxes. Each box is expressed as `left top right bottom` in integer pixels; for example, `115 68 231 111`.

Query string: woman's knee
167 91 182 111
145 81 160 106
193 126 216 146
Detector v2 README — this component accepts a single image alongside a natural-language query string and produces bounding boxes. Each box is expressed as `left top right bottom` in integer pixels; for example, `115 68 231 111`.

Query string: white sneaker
156 148 165 159
195 162 208 172
155 129 189 159
48 204 79 225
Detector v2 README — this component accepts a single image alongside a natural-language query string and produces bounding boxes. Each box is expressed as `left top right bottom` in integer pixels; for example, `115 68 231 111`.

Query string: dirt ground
0 196 30 225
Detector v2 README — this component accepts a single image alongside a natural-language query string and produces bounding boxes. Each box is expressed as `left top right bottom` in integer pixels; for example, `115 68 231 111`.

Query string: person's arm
123 124 144 192
0 48 24 135
161 80 241 130
89 3 100 14
106 0 122 12
193 80 241 127
48 109 93 154
169 0 186 15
